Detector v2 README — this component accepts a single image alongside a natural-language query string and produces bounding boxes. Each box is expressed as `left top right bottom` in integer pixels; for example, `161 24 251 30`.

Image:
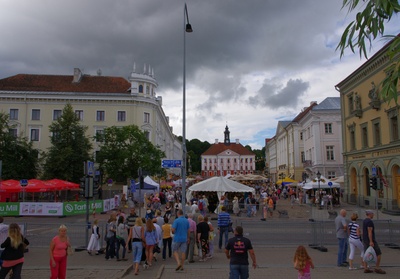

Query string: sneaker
349 267 357 270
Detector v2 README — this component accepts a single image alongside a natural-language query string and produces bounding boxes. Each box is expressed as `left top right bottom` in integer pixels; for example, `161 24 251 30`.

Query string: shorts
172 241 187 253
364 241 382 256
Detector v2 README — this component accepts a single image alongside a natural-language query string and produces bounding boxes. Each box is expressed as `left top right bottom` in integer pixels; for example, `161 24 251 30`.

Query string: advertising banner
63 200 104 216
19 202 63 216
0 202 19 216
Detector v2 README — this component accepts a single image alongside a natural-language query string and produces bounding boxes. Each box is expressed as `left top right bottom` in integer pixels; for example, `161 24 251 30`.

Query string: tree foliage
337 0 400 103
0 112 39 179
184 138 211 174
42 104 92 182
95 125 165 182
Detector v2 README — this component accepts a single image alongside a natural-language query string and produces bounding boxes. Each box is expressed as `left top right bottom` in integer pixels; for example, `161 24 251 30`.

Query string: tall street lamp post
182 3 193 215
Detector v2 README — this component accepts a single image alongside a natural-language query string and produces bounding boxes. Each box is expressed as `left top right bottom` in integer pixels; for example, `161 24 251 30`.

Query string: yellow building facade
336 39 400 211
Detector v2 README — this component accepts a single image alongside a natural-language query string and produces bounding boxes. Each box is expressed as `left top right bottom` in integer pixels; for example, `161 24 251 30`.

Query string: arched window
139 85 143 93
146 86 150 94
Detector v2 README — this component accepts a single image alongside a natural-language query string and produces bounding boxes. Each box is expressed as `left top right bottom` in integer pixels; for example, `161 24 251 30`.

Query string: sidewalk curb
120 263 133 278
156 264 165 279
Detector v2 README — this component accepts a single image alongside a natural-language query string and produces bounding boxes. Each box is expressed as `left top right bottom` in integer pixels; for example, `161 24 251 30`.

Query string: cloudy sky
1 0 399 149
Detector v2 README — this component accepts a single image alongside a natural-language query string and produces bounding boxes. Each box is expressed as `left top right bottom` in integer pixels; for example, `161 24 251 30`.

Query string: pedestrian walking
105 214 117 260
293 245 314 279
171 209 190 271
125 207 137 253
161 217 172 260
186 213 196 263
225 226 257 279
335 209 348 267
115 216 128 261
0 217 9 264
0 223 29 279
363 210 386 274
205 216 215 258
127 217 144 276
196 215 210 262
87 219 100 255
217 206 231 250
144 218 158 267
347 213 364 270
49 224 71 279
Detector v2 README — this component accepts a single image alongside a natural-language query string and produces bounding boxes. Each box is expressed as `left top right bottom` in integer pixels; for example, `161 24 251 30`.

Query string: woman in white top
87 219 100 255
347 213 364 270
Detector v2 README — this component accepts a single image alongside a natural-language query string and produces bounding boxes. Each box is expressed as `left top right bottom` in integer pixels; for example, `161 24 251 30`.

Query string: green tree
337 0 400 103
42 104 92 182
95 125 165 182
186 138 211 174
0 112 39 179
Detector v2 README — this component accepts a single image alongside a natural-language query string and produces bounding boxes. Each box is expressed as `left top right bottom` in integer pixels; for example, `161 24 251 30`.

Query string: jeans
132 241 143 263
162 237 172 259
116 238 126 259
0 262 23 279
229 264 249 279
105 236 116 259
219 226 229 249
186 232 195 261
337 237 348 266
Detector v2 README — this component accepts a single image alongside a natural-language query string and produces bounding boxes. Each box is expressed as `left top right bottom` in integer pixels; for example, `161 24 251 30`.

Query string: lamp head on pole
185 23 193 33
316 171 321 180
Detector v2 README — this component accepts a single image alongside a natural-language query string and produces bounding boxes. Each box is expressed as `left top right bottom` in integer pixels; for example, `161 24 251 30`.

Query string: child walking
293 245 314 279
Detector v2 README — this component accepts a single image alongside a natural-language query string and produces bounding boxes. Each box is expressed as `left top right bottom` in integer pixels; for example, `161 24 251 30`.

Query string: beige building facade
0 66 181 171
336 39 400 211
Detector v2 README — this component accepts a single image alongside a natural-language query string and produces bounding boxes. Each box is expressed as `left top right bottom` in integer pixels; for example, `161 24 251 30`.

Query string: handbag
228 222 234 233
363 246 377 264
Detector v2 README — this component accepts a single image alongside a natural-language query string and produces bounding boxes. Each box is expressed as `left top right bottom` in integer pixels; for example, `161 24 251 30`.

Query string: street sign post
161 160 182 168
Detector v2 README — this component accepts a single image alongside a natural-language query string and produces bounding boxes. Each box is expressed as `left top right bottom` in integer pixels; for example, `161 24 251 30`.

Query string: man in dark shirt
225 226 257 279
363 210 385 274
196 215 210 262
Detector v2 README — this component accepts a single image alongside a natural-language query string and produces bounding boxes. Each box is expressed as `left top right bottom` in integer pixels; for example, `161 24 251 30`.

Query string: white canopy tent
144 176 160 191
301 175 340 190
187 176 255 201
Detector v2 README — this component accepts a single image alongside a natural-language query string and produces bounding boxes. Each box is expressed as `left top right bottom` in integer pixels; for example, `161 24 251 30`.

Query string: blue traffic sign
328 182 333 187
162 160 182 168
87 161 94 176
20 179 28 186
372 167 377 176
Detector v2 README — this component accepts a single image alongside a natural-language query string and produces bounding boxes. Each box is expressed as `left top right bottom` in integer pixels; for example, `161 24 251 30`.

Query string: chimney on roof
236 139 239 144
72 68 83 83
310 101 317 105
215 139 218 144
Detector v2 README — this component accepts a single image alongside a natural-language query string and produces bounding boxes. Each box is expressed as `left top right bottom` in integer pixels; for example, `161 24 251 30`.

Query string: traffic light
369 177 377 190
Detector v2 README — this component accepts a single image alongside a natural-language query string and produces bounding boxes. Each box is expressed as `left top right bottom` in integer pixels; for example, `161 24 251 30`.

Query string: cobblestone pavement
17 198 400 278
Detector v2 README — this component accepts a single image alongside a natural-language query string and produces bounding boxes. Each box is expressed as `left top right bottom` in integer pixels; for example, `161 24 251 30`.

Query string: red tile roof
0 74 131 93
202 142 255 156
292 102 317 122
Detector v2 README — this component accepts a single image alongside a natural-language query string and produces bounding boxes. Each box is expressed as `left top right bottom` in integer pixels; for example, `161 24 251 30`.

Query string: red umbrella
0 180 23 193
25 179 51 192
46 179 79 190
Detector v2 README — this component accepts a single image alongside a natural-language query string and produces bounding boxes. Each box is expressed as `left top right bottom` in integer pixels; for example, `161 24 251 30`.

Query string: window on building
9 128 18 137
95 130 104 142
391 115 399 141
75 110 84 121
301 151 305 163
234 158 237 163
146 86 150 94
30 128 40 141
96 111 105 121
139 85 143 93
326 146 334 161
361 125 368 148
348 95 354 113
144 131 150 140
327 171 336 179
144 112 150 123
53 110 62 120
307 127 311 139
117 111 126 122
227 159 230 163
324 123 332 134
32 109 40 120
9 109 18 120
372 119 381 146
300 132 303 140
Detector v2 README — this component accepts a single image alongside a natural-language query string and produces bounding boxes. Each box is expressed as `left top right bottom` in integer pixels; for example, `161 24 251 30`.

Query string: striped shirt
348 222 360 240
217 212 231 228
